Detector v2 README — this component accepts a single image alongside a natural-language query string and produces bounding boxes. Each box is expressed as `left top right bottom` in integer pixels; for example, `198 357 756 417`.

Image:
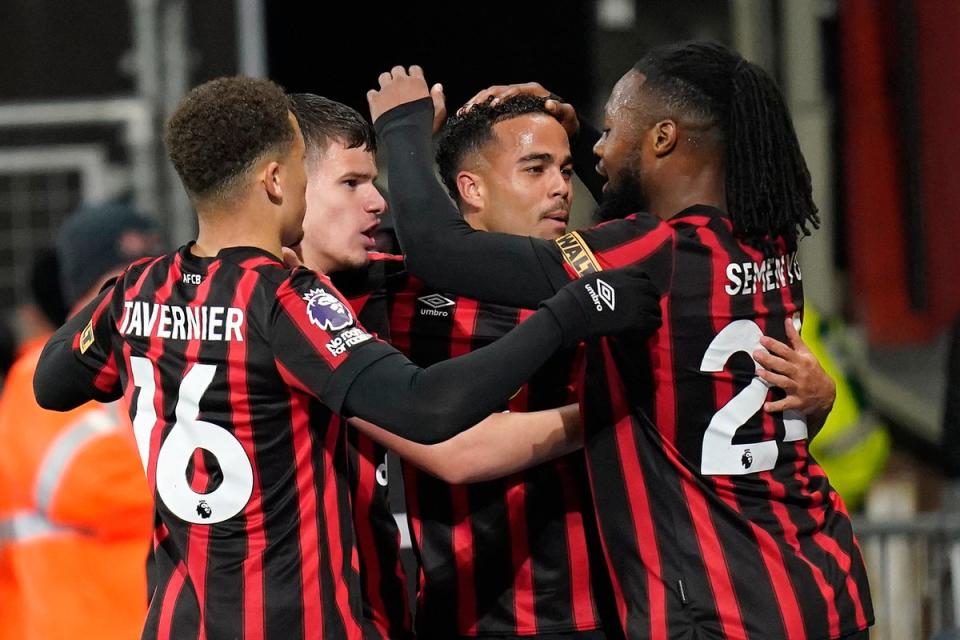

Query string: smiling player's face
465 114 575 240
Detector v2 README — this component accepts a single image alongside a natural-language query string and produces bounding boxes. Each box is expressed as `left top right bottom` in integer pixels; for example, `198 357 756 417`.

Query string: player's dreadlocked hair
288 93 377 161
436 95 556 204
634 41 819 251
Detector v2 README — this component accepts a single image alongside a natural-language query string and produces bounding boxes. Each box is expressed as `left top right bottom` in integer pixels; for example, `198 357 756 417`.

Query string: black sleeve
341 306 565 444
272 267 634 444
570 119 604 203
34 288 123 410
376 98 568 308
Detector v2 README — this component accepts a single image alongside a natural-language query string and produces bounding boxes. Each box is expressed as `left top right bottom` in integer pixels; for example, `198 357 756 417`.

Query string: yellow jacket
804 308 890 510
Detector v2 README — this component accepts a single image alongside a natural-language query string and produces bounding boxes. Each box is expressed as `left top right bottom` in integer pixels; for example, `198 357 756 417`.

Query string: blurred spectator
805 306 891 510
8 247 68 370
0 315 16 390
0 203 159 640
29 248 68 328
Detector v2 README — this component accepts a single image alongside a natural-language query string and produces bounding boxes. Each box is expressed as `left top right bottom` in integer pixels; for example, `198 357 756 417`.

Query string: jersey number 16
130 356 254 524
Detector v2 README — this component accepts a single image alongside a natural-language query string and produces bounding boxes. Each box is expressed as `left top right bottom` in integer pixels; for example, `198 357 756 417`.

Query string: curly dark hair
288 93 376 161
634 41 819 252
436 95 555 203
164 76 295 203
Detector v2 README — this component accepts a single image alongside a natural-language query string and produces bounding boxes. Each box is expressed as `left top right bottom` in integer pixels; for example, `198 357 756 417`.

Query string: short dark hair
436 95 555 203
288 93 377 161
164 76 295 203
633 41 819 252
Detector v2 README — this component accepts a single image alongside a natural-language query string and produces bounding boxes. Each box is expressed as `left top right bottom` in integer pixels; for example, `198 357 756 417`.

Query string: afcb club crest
303 287 354 332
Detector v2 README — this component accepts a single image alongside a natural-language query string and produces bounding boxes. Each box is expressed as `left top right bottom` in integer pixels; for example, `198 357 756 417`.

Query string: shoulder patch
555 231 602 278
79 320 95 354
303 287 354 332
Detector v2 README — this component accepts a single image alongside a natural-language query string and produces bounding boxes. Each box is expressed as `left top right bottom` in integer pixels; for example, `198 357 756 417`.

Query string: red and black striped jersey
72 244 400 640
385 271 612 638
536 206 873 640
335 255 414 640
345 424 413 640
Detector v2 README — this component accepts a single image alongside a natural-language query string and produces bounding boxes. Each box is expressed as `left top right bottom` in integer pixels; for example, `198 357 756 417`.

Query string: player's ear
456 171 484 209
263 160 283 203
651 119 678 157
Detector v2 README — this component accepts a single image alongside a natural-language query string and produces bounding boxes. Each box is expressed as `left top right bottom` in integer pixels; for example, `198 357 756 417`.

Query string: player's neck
649 163 726 221
460 207 487 232
192 201 283 260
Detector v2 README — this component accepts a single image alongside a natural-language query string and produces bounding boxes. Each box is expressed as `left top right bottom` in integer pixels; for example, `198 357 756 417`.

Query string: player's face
470 114 574 240
280 113 308 247
295 141 386 274
593 71 650 220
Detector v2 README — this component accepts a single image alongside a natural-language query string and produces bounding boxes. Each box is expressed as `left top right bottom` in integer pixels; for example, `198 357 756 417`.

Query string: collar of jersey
180 242 285 267
669 204 729 226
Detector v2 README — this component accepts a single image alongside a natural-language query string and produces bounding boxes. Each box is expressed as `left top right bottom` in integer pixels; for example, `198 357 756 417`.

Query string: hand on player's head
460 83 549 112
459 82 579 137
367 65 432 123
541 266 662 348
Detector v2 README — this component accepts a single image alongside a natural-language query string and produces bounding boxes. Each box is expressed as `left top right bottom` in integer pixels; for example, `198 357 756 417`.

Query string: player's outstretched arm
754 317 836 437
34 288 122 411
349 403 583 484
339 267 660 444
369 66 564 308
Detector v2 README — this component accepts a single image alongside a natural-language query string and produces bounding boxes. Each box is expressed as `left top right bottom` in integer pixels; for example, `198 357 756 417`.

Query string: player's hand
459 82 579 137
430 82 447 134
541 267 661 348
367 65 431 124
460 82 550 112
754 317 836 417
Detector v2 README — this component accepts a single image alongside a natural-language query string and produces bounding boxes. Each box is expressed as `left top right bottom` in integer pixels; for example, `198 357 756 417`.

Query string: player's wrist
372 97 434 135
539 287 588 349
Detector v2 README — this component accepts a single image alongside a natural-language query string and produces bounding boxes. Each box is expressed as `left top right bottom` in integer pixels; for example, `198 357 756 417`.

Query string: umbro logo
418 293 456 317
597 279 615 310
418 294 456 309
584 278 616 311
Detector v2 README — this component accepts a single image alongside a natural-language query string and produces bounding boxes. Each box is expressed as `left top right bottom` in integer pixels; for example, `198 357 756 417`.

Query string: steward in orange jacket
1 203 159 639
0 336 153 640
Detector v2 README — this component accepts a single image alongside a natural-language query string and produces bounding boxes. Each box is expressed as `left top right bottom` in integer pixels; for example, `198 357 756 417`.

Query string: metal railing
855 512 960 639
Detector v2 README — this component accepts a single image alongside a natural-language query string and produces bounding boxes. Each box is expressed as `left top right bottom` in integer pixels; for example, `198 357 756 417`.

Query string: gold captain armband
79 320 95 354
555 231 602 278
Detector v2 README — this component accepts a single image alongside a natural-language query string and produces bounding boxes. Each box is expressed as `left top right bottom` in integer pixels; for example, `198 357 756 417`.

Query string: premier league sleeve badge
301 286 373 357
303 287 354 331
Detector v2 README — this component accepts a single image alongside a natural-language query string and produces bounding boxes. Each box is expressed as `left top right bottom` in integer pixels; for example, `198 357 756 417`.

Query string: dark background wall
265 2 595 118
0 0 237 100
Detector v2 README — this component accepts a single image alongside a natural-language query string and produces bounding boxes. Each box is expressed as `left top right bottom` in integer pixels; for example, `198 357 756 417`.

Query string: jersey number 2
699 319 807 476
130 356 254 524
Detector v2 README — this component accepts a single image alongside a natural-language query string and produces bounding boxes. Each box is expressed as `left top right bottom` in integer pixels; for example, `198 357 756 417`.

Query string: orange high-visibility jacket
0 339 153 640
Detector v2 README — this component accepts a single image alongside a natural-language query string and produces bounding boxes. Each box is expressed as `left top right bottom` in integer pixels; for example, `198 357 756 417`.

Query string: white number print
376 454 389 488
130 356 253 523
699 318 807 476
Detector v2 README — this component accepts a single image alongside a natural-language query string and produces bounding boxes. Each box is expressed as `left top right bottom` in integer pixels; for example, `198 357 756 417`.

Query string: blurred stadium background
1 1 957 638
